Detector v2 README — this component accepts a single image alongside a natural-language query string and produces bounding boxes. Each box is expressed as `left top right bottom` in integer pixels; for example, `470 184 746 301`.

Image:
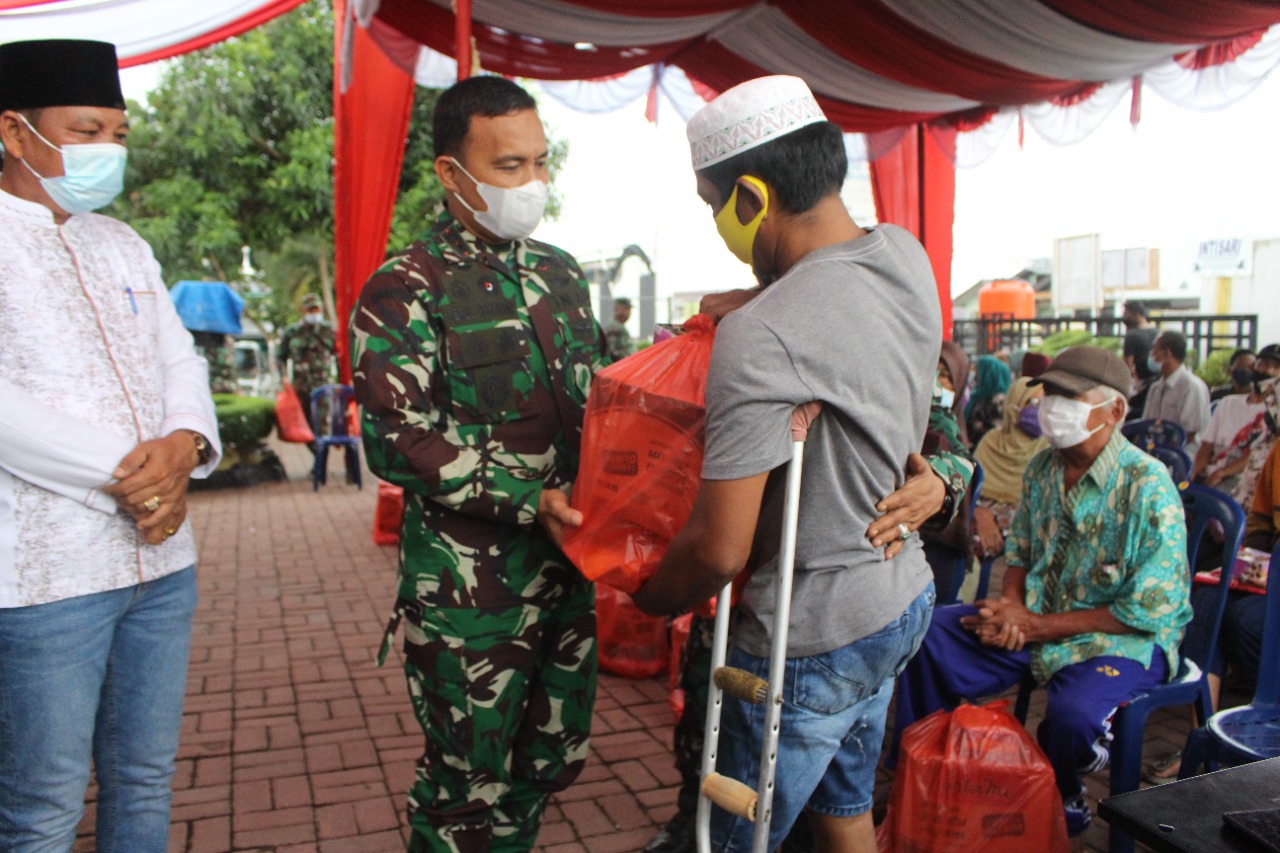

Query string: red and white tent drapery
4 0 1280 371
338 0 1280 372
0 0 308 67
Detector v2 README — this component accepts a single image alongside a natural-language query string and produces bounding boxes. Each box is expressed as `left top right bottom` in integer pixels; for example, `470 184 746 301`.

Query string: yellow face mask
713 176 769 266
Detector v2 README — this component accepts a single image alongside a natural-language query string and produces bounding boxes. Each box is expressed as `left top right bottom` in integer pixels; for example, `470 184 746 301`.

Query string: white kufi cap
686 75 826 170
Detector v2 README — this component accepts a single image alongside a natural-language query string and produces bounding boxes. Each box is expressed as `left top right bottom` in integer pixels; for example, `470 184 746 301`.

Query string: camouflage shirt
278 318 336 390
604 321 634 361
351 210 609 609
924 398 976 528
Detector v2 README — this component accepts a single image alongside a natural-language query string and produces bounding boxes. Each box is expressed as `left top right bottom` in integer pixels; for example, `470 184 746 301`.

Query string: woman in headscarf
971 377 1047 559
935 341 970 448
965 355 1013 449
921 341 976 601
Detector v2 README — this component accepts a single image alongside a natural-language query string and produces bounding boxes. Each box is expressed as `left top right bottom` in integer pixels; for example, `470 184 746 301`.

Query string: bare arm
630 473 769 615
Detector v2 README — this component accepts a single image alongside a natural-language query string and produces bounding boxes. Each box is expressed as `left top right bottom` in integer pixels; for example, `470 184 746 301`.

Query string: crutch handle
713 667 769 704
702 773 757 822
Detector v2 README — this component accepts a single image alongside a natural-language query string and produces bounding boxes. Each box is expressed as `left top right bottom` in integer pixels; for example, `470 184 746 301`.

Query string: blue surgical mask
1018 404 1043 438
1147 355 1161 375
18 114 127 214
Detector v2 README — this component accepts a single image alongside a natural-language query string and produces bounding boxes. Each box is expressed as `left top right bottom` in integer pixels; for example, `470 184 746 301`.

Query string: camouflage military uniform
278 316 336 427
604 320 633 362
194 332 236 395
351 209 609 853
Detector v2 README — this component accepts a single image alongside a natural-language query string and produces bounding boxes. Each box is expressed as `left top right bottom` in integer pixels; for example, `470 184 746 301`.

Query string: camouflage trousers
672 614 714 814
400 581 597 853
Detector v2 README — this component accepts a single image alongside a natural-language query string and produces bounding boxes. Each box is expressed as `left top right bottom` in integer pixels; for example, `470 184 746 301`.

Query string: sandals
1143 750 1182 784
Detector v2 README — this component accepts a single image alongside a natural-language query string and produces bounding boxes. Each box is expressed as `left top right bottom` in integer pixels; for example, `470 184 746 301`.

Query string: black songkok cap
0 40 125 113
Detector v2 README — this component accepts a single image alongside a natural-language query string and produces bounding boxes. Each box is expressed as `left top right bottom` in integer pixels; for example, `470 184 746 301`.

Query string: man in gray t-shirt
632 75 940 853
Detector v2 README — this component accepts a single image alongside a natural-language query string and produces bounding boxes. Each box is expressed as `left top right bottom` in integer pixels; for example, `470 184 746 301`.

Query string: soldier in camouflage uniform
277 292 336 436
603 296 634 361
646 398 975 853
350 77 609 853
193 331 237 395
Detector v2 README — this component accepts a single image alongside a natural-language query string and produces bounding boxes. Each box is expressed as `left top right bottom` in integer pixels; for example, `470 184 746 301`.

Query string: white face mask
935 386 955 410
1038 395 1108 449
448 157 548 241
303 312 324 325
18 114 127 214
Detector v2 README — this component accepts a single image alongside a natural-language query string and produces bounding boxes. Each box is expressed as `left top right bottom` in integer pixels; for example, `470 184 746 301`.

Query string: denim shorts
711 583 935 852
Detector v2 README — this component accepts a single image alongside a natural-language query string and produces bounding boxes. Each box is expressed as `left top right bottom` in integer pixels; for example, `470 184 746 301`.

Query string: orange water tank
978 279 1036 319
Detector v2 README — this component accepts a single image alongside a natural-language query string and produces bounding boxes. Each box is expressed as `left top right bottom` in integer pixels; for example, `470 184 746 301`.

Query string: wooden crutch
697 402 822 853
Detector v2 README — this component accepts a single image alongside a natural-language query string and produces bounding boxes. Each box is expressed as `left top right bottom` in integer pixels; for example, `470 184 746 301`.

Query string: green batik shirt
351 209 609 609
1005 428 1192 684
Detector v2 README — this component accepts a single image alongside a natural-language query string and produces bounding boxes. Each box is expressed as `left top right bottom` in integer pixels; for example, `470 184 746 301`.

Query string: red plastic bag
596 584 669 679
563 315 715 594
878 701 1069 853
669 613 693 721
373 482 403 546
275 382 315 443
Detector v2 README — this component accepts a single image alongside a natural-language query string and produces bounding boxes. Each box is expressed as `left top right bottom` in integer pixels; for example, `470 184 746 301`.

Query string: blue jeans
711 584 935 852
0 567 197 853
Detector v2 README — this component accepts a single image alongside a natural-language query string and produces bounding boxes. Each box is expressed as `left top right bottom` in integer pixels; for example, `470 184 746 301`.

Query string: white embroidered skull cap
686 75 827 171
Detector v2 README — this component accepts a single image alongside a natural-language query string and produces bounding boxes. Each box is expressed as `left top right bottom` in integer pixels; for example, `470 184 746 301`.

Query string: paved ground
69 439 1197 852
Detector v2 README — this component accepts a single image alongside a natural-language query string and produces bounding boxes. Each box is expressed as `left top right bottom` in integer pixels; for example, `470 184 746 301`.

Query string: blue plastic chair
925 463 983 606
1120 418 1187 452
1150 445 1192 485
1010 483 1244 853
309 384 362 491
1180 548 1280 775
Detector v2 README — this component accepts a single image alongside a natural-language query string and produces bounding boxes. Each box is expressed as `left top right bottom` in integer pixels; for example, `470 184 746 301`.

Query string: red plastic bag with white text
596 584 669 679
563 315 715 594
878 701 1068 853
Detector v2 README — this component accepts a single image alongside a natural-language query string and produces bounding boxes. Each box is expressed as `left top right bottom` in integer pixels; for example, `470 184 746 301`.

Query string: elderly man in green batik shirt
350 76 608 853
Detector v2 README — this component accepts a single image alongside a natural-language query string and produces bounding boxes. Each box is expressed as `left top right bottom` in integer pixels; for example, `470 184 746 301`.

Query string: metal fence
952 314 1258 366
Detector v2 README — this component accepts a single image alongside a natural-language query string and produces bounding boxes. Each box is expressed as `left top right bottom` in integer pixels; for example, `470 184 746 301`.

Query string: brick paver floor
67 440 1194 852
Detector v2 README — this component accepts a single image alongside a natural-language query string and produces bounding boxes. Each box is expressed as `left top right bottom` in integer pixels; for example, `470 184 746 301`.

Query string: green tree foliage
113 0 568 338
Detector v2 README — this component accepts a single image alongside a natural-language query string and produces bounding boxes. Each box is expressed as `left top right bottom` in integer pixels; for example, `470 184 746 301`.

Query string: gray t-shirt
702 225 940 658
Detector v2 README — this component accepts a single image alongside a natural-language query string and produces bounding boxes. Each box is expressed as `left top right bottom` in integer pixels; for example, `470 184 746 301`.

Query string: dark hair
433 76 537 159
698 121 847 215
1259 344 1280 363
1229 347 1255 367
1123 300 1147 318
1156 330 1188 362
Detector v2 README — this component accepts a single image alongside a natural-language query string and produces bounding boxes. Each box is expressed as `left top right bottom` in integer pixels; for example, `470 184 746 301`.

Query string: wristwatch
188 431 212 466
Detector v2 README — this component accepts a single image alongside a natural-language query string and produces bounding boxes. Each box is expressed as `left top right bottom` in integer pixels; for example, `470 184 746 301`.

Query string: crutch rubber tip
702 772 757 822
714 667 769 704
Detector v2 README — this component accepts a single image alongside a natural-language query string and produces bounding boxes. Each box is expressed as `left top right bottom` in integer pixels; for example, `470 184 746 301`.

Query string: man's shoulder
524 238 579 270
78 212 153 251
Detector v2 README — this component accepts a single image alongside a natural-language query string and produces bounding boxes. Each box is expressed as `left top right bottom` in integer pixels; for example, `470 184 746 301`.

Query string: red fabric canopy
333 0 416 382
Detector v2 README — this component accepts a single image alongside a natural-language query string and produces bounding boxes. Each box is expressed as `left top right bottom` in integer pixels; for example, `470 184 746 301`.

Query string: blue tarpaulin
170 280 245 335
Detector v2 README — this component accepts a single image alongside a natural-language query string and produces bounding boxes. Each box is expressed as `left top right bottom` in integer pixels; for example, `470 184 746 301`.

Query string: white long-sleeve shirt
0 187 221 608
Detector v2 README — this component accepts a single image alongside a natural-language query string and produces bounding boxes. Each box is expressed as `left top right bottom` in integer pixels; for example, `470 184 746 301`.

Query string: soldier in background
605 295 634 361
277 292 336 440
192 331 236 395
350 76 608 852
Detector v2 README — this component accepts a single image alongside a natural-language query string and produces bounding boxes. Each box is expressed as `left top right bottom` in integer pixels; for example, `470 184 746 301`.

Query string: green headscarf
965 355 1013 421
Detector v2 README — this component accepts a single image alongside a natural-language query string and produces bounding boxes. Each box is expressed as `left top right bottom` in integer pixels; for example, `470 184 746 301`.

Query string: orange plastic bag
373 482 403 546
275 382 315 444
563 315 714 594
669 613 693 721
596 584 669 679
878 701 1069 853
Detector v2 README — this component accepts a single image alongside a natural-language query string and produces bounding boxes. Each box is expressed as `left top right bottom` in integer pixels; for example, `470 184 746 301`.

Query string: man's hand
972 505 1004 559
537 488 582 548
1203 468 1225 488
866 453 947 559
699 288 761 323
105 432 199 525
961 596 1039 650
139 496 188 545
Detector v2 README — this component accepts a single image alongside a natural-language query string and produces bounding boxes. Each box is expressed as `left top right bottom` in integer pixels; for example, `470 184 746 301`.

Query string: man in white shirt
1143 330 1212 454
0 39 220 852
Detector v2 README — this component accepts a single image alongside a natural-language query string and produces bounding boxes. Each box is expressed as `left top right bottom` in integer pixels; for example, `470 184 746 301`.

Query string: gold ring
143 496 162 513
164 527 177 537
